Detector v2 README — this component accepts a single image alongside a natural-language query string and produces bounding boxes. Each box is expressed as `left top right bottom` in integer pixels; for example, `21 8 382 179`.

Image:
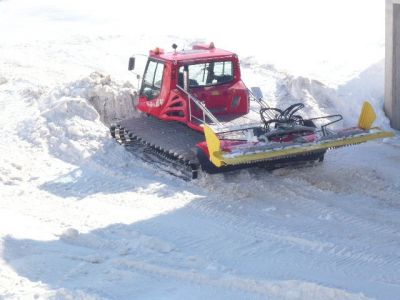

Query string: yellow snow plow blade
204 102 395 167
358 101 376 130
204 124 224 167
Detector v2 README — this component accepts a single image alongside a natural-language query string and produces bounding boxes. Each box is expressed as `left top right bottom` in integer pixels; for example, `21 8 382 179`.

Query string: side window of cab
140 60 165 100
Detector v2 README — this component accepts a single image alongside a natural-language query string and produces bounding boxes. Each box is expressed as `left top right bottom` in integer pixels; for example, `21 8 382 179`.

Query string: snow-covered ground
1 1 399 299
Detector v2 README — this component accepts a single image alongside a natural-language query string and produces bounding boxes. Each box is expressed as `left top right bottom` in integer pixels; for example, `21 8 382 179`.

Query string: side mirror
250 86 263 100
128 56 135 71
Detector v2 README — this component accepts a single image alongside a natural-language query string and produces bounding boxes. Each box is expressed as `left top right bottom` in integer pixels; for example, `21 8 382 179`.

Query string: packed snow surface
0 1 399 299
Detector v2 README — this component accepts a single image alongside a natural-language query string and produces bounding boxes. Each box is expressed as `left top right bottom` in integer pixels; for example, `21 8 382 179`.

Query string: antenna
172 43 178 54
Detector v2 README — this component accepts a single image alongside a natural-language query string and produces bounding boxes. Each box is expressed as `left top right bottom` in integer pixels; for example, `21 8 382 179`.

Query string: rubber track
111 114 203 180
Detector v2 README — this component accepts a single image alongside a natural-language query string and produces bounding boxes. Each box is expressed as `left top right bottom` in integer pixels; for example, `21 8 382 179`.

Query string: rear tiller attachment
202 102 394 167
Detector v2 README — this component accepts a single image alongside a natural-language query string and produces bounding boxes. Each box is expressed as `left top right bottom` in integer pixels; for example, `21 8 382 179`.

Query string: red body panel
136 44 249 133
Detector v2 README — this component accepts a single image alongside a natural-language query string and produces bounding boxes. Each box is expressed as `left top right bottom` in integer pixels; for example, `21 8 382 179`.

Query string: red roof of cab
150 45 236 63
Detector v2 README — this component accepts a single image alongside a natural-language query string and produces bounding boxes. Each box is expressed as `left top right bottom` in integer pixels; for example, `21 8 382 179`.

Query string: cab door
138 59 166 115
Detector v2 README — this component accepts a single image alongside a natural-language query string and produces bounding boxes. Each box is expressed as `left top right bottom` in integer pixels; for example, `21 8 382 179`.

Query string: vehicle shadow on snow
1 203 278 300
2 194 400 300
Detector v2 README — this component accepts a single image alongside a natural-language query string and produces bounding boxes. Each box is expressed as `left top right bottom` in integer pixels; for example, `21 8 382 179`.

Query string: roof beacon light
151 47 164 56
209 42 215 49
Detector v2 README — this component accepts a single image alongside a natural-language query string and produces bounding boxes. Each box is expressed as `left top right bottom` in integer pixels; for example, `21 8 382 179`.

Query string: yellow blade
358 101 376 130
219 129 394 166
204 125 223 167
204 126 394 167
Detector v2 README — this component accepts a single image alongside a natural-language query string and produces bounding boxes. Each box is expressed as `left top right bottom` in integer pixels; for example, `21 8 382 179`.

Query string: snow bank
278 75 340 118
279 64 389 128
337 60 389 128
19 72 137 164
243 58 390 129
40 72 138 125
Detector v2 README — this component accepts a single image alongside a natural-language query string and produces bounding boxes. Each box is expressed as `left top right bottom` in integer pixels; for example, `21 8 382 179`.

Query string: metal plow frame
203 102 395 168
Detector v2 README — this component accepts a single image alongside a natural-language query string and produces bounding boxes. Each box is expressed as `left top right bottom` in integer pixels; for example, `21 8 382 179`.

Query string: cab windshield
179 61 233 88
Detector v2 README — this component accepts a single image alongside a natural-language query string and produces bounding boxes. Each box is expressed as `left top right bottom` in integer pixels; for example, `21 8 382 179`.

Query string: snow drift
40 72 138 125
243 58 389 129
18 72 137 164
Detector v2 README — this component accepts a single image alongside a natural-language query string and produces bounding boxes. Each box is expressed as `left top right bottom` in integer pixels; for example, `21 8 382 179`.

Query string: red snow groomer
111 43 394 179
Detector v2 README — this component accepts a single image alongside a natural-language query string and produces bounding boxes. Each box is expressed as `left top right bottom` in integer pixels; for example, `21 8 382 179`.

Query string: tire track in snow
291 162 400 206
72 158 383 287
192 195 399 271
193 171 400 277
200 170 400 247
46 118 400 292
113 258 369 300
